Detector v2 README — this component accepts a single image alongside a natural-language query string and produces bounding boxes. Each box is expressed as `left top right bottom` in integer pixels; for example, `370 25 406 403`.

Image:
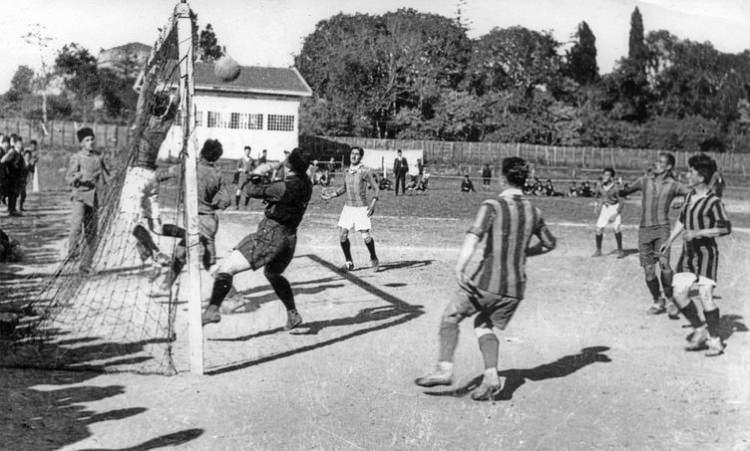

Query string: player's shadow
228 277 345 314
616 248 639 257
719 314 747 341
376 259 433 272
423 346 611 401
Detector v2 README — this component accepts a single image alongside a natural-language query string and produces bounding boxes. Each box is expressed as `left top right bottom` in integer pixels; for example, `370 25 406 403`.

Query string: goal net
0 3 198 375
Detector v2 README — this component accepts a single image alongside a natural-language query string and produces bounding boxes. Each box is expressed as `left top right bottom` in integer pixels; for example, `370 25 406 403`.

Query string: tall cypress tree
628 7 647 76
568 21 599 85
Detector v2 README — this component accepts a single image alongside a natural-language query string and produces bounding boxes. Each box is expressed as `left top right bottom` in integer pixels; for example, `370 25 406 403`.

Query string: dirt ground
1 184 749 450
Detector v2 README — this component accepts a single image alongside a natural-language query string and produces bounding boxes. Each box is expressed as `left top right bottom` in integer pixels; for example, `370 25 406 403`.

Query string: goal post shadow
203 253 424 376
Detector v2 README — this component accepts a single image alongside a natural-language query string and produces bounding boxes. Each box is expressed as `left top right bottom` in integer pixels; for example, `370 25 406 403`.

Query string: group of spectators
0 132 38 216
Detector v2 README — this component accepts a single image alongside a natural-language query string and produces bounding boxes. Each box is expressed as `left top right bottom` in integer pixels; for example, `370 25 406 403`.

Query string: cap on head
200 139 223 162
77 127 95 143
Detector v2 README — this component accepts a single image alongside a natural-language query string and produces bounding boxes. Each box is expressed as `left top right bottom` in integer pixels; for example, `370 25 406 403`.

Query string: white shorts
337 205 371 231
596 204 622 229
120 166 160 220
672 272 716 293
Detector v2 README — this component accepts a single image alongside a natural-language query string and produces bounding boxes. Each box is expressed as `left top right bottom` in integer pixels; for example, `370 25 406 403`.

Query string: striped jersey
621 174 690 227
597 182 620 206
675 191 731 281
468 190 556 300
342 165 372 207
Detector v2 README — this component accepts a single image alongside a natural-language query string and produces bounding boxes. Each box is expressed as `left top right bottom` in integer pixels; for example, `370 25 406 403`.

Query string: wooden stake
176 1 204 375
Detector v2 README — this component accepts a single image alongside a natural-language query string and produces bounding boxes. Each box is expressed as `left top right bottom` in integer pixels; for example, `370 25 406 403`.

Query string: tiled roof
192 62 312 97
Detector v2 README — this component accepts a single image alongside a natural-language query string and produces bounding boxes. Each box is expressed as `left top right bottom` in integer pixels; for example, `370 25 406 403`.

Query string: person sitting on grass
460 174 476 193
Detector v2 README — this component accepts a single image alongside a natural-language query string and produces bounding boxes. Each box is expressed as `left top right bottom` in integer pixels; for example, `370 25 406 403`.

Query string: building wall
158 92 301 161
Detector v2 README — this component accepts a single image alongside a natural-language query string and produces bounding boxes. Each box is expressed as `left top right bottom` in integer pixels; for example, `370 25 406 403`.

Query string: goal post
175 0 204 375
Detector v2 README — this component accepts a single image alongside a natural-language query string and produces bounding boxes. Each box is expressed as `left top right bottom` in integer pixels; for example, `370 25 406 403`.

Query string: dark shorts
234 218 297 273
638 225 671 267
444 288 521 331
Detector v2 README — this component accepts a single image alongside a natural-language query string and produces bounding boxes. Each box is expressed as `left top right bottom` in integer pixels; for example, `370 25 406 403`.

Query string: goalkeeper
201 148 312 331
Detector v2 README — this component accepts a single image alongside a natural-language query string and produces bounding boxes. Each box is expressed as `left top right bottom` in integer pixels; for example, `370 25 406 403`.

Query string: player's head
686 153 715 187
397 149 402 156
655 152 675 175
261 149 267 155
29 139 37 150
244 145 251 156
287 147 311 176
602 167 615 182
350 146 364 165
23 150 32 159
0 135 9 148
77 127 95 150
200 139 223 162
11 134 22 150
501 157 529 189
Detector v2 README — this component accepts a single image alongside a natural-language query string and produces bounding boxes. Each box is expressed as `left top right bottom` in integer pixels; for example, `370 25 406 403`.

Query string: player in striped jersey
592 167 624 258
620 152 691 316
415 157 556 401
661 154 731 356
321 147 380 271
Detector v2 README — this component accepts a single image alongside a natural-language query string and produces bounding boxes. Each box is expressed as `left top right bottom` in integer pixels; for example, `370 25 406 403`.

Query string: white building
161 61 312 160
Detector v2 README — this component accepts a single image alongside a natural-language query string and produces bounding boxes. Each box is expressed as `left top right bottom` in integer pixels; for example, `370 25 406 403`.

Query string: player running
592 167 624 258
321 146 380 271
661 154 731 356
415 157 556 401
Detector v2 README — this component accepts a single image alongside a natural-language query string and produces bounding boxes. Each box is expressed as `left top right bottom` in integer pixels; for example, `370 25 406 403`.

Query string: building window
247 113 263 130
230 112 240 129
267 114 294 132
207 111 220 128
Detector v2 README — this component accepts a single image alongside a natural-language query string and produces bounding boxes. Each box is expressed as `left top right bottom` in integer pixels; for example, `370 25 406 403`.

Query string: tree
566 21 598 85
463 26 561 96
54 43 99 121
628 7 648 77
6 65 35 102
198 24 224 61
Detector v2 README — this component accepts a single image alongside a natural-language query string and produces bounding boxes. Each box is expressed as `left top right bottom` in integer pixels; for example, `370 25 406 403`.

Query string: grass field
1 179 749 450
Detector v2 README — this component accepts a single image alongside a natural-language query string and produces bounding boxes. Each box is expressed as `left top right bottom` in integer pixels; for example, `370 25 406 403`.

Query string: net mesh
0 8 193 375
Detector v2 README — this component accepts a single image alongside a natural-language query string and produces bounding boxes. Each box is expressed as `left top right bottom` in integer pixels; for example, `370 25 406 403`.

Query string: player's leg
697 281 723 356
202 249 253 325
673 272 708 350
18 183 26 211
198 215 219 270
415 290 477 387
655 226 677 317
337 207 354 270
67 201 85 258
80 204 98 273
355 207 378 270
132 224 159 263
612 212 624 258
640 228 664 314
263 235 302 330
593 206 608 257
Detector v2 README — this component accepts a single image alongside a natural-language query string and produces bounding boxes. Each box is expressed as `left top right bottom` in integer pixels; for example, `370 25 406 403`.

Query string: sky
1 0 749 92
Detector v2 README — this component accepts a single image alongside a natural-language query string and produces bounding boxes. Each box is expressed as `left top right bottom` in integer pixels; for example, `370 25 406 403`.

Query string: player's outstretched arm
366 170 380 216
618 177 643 197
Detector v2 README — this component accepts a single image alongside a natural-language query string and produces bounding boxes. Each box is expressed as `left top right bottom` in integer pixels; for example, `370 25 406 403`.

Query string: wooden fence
301 135 750 175
0 118 129 151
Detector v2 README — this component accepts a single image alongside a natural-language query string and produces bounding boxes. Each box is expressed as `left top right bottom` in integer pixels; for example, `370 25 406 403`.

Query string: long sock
365 237 378 260
340 238 352 262
438 320 459 363
661 269 674 299
267 273 296 311
478 333 499 370
209 273 233 308
595 234 602 251
132 225 159 256
680 301 704 328
235 195 240 207
704 308 720 338
645 278 661 302
162 224 186 239
615 232 623 250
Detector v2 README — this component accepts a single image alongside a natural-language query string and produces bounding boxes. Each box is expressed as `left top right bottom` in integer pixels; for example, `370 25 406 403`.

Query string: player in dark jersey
620 152 690 316
321 147 380 271
202 148 313 330
661 154 731 356
592 167 624 258
415 157 556 401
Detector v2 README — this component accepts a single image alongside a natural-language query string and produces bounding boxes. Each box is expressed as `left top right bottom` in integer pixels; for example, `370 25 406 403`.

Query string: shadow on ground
423 346 612 401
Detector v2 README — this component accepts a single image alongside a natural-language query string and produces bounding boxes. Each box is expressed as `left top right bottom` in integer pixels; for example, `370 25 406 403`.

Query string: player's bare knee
215 250 251 276
360 230 372 243
698 286 717 310
339 228 349 242
474 326 496 339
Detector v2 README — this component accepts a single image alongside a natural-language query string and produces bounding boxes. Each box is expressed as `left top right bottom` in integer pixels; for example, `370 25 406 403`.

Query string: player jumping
321 146 380 271
415 157 556 401
592 167 624 258
661 154 731 356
